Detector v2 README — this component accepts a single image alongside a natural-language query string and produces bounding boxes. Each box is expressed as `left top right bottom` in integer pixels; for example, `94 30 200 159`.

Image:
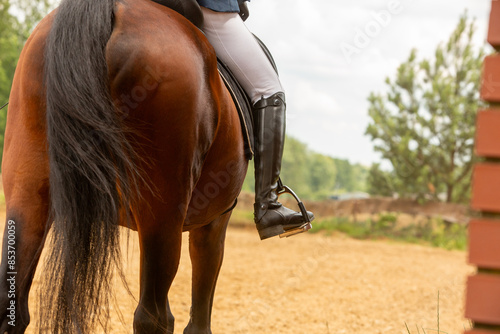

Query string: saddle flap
217 59 255 160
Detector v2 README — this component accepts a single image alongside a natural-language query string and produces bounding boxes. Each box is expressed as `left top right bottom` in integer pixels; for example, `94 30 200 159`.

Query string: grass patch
310 213 468 251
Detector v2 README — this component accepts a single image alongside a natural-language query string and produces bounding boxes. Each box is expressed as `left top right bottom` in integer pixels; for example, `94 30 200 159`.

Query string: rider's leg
200 7 314 239
199 7 281 103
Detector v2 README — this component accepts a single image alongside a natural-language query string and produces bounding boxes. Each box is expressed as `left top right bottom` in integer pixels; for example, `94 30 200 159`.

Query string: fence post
465 1 500 333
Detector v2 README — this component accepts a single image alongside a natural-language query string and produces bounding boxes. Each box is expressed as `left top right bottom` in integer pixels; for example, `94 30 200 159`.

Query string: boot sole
258 225 285 240
279 222 312 238
257 212 315 240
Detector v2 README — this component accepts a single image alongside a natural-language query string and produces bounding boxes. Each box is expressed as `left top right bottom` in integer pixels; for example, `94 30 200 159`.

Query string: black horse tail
39 0 139 332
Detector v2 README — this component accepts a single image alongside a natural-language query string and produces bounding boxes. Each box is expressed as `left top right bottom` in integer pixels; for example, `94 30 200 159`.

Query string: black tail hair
39 0 139 332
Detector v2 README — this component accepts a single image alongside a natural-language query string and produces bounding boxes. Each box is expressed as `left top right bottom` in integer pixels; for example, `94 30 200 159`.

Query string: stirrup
276 179 312 238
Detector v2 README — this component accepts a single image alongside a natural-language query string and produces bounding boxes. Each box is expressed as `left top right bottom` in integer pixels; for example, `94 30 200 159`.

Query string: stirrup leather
276 179 313 238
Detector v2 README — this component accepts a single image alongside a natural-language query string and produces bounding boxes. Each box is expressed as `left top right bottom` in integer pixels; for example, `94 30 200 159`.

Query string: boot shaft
252 92 286 208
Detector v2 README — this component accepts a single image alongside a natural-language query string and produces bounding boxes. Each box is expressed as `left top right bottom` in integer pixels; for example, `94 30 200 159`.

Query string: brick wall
465 1 500 333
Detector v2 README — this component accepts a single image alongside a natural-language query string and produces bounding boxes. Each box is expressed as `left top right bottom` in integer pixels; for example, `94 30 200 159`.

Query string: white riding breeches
200 7 284 104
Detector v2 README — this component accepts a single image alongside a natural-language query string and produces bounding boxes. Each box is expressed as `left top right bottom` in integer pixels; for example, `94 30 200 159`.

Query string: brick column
465 1 500 333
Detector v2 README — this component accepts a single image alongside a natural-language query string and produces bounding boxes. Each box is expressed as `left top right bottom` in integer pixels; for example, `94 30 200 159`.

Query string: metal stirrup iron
276 179 312 238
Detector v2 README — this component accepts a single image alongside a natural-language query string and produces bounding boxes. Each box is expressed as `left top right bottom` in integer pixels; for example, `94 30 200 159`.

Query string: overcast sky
244 0 492 166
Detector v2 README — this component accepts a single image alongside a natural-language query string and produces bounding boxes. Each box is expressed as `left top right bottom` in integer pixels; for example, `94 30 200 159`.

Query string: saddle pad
217 59 255 160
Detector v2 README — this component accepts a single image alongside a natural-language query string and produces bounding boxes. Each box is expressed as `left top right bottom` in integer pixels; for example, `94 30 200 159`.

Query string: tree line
242 136 369 200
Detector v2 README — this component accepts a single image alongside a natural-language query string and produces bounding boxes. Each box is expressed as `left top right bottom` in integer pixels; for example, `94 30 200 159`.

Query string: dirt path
26 226 473 333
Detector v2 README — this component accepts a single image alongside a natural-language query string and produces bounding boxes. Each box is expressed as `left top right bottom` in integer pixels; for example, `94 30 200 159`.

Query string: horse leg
133 213 184 334
0 59 50 334
0 177 49 333
0 10 52 333
184 213 231 334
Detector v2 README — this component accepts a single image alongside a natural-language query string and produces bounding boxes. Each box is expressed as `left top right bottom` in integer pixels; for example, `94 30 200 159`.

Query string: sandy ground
21 224 474 334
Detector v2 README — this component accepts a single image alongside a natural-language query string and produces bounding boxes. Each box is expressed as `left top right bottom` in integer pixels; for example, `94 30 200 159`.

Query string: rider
196 0 314 240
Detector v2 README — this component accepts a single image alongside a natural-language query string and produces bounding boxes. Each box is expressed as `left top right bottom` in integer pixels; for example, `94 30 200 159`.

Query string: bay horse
0 0 249 332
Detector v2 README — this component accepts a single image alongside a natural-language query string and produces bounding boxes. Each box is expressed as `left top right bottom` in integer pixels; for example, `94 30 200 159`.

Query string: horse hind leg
184 213 231 334
133 206 184 334
0 176 50 334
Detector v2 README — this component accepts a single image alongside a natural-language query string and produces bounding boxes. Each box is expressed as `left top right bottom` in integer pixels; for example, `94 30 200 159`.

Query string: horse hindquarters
107 2 234 332
0 12 54 334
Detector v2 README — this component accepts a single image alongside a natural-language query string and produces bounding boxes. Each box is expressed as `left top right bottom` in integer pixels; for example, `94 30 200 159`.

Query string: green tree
308 153 337 199
332 158 353 191
366 163 394 197
332 158 368 193
280 136 310 197
365 13 485 203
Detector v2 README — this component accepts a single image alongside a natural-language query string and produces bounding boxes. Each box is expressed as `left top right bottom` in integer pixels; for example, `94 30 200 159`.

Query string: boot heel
258 225 285 240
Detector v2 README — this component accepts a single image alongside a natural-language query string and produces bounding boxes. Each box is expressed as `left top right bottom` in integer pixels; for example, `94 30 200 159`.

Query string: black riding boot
253 92 314 240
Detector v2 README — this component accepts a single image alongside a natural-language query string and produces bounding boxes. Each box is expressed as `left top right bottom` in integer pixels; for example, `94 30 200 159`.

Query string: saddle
217 60 254 160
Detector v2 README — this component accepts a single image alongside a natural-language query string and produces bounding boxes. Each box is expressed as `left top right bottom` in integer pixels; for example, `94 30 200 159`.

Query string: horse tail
40 0 139 332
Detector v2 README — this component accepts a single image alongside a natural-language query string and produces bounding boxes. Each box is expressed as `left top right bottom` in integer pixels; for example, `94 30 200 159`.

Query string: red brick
481 55 500 103
469 219 500 268
471 163 500 212
466 274 500 324
488 0 500 49
476 109 500 158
